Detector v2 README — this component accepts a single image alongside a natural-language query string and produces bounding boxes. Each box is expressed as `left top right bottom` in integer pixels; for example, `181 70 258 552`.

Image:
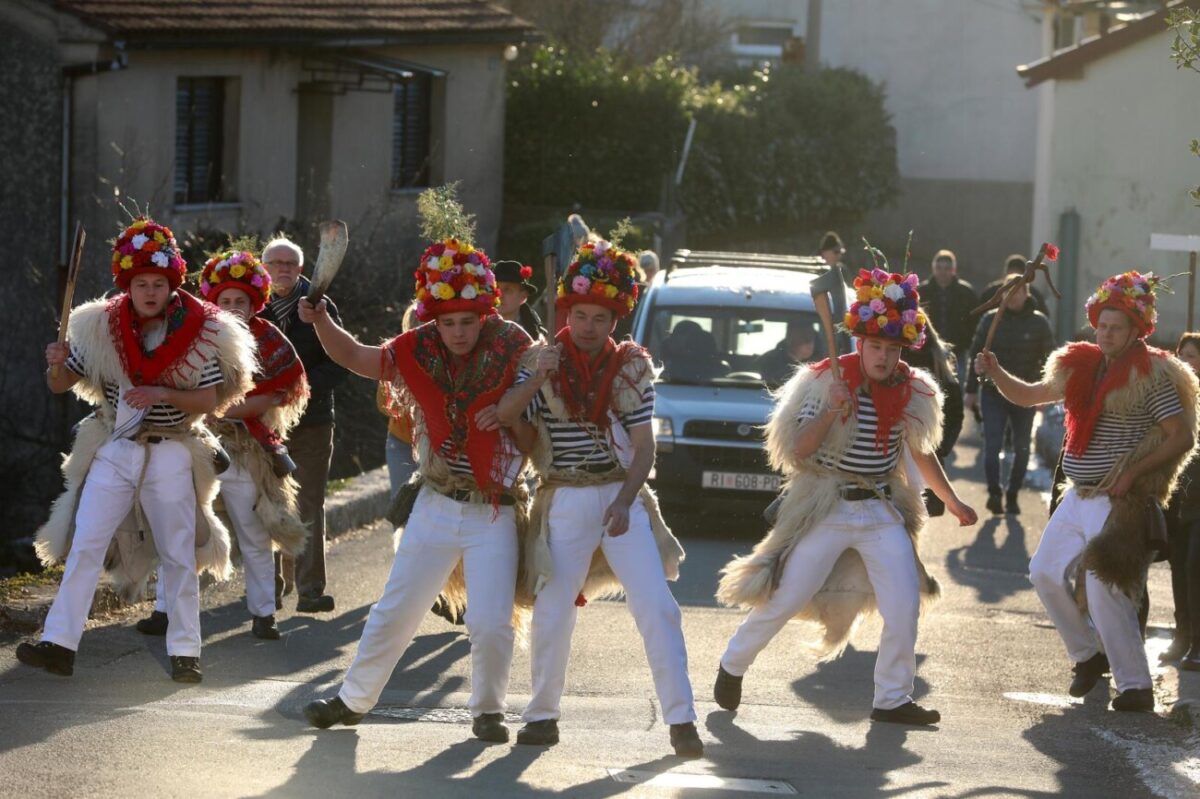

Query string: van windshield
644 306 825 388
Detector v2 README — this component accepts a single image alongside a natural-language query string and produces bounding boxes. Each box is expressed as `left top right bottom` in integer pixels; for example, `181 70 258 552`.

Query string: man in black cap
817 231 852 351
818 231 845 271
494 260 546 341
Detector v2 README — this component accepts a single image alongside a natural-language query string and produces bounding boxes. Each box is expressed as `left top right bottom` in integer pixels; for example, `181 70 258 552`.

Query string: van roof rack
665 249 827 282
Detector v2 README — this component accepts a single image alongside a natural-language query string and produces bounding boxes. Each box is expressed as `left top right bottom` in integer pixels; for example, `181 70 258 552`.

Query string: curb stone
0 465 391 634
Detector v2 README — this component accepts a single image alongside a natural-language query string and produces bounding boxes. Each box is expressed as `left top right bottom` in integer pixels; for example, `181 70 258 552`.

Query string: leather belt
438 487 516 506
840 485 891 502
144 435 165 444
574 462 620 474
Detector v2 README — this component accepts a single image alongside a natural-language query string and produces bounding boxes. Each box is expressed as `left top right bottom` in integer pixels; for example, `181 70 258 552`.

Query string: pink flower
904 274 919 288
871 268 890 284
869 298 887 314
572 276 590 294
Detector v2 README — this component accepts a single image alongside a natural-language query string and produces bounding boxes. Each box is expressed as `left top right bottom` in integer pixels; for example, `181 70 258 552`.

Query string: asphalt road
2 425 1198 798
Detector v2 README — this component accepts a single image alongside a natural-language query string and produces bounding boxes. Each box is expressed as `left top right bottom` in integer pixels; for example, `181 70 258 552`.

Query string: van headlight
651 416 674 452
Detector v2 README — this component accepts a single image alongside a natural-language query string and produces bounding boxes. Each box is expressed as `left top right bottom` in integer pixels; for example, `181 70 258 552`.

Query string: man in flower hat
712 261 978 727
300 224 534 744
19 217 255 684
493 259 546 340
495 239 703 757
134 250 310 641
976 270 1198 712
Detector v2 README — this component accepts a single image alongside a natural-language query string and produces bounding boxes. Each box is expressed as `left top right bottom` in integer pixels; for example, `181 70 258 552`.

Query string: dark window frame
175 77 226 205
391 73 433 190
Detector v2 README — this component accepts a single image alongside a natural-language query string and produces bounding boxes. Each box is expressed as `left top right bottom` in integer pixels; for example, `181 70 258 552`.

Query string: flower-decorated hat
200 250 272 313
492 260 542 301
842 267 927 349
556 239 640 319
111 217 187 290
1086 270 1162 338
413 238 499 322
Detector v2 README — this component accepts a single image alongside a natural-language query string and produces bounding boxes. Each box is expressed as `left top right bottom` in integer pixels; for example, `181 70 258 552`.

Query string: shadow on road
944 515 1032 604
789 646 931 725
704 709 947 796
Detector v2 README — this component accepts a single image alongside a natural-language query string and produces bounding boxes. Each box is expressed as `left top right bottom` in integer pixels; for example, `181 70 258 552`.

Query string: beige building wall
1043 30 1200 342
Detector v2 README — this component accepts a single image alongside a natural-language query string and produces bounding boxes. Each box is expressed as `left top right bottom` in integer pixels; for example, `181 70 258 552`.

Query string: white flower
594 240 611 255
461 284 478 300
131 234 149 250
883 283 905 301
151 251 169 267
427 257 440 270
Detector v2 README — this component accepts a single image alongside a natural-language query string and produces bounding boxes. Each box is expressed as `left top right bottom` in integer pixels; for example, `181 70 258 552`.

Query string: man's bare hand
46 341 69 368
974 351 998 377
535 345 561 378
602 500 631 537
297 298 329 325
828 379 851 412
124 385 168 409
475 404 502 431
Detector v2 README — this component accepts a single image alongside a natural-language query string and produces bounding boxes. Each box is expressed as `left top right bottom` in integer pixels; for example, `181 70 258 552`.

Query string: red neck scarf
388 316 530 495
814 351 925 455
1061 340 1155 457
243 316 309 451
108 290 216 386
554 329 632 430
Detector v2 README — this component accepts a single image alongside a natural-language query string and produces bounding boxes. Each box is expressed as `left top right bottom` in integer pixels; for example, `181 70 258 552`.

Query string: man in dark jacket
978 255 1049 317
918 249 978 386
261 237 349 613
965 281 1055 515
494 260 546 341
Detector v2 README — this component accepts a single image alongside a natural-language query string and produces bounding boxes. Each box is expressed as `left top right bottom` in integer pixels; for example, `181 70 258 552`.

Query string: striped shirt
516 366 655 469
1062 377 1183 483
798 390 904 477
65 347 223 429
437 438 523 487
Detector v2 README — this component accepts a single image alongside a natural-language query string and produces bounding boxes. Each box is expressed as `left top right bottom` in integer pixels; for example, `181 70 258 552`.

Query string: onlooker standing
639 251 660 284
1162 332 1200 669
494 260 546 341
918 249 978 386
978 254 1049 317
818 231 845 272
757 322 818 389
966 281 1055 515
261 236 349 614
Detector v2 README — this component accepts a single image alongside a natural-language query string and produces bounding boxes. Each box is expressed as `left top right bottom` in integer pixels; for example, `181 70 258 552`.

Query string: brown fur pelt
715 362 944 659
1043 344 1200 603
210 421 308 558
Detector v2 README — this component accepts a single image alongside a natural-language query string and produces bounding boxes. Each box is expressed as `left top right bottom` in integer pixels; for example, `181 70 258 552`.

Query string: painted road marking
607 769 797 794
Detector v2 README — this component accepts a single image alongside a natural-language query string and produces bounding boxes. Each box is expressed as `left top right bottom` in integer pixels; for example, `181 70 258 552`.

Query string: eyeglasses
265 260 300 268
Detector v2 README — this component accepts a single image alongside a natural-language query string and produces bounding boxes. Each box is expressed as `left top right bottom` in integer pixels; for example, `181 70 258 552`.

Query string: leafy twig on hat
417 182 476 246
608 217 635 249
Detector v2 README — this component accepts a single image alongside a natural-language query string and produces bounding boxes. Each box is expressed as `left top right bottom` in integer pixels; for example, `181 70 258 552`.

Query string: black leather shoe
870 701 940 726
669 722 704 758
136 610 169 636
252 615 281 640
515 719 559 746
296 594 335 613
1005 492 1021 515
304 697 365 729
472 712 510 743
1111 688 1154 712
1068 652 1109 697
986 493 1004 515
714 664 742 711
15 641 75 676
170 656 203 684
1158 637 1191 663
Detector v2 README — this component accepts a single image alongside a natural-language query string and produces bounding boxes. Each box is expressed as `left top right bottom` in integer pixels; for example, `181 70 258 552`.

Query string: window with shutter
175 77 226 205
392 73 432 190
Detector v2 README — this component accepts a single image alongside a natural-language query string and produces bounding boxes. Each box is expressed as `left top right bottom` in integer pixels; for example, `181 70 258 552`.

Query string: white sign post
1151 233 1200 330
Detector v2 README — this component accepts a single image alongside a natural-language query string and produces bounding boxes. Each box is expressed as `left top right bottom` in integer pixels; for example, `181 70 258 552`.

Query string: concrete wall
1043 29 1200 342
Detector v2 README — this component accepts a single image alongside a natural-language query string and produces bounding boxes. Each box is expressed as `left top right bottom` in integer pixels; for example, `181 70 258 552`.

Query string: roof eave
112 27 540 50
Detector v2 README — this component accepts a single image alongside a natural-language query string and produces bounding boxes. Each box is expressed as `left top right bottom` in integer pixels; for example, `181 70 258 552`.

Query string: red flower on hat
520 265 533 279
1044 243 1060 262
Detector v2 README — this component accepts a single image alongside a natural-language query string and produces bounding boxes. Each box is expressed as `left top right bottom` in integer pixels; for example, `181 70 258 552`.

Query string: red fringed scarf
814 351 929 455
554 328 645 430
243 316 309 451
108 289 217 386
386 316 531 495
1060 340 1156 457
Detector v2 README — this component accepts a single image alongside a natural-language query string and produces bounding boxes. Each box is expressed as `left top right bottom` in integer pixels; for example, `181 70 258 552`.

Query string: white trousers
1028 489 1152 691
43 438 202 657
721 499 921 710
339 487 518 717
152 461 275 618
523 483 697 726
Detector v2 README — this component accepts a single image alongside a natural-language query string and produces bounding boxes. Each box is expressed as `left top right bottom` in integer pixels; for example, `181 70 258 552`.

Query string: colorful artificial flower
556 239 640 319
110 217 187 290
412 237 499 321
1085 270 1163 337
199 249 272 313
841 266 926 349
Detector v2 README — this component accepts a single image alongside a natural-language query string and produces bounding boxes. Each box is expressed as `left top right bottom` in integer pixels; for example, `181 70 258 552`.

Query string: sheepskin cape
716 363 944 658
35 296 256 601
518 342 685 604
1044 342 1200 602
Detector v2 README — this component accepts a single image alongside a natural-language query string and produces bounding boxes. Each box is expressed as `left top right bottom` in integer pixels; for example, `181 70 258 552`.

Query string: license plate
701 471 781 492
